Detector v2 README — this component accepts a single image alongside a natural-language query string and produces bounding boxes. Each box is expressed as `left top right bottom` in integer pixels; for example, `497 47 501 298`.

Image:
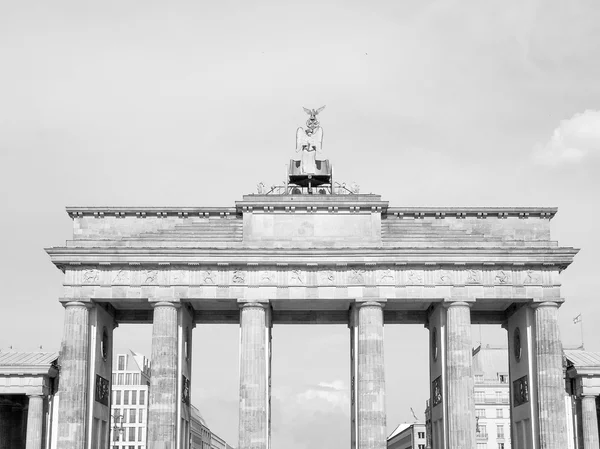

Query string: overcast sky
1 1 600 448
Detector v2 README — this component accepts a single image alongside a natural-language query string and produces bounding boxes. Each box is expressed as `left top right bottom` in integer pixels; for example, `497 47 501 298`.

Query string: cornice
46 246 578 270
64 205 558 219
66 206 238 219
385 207 557 220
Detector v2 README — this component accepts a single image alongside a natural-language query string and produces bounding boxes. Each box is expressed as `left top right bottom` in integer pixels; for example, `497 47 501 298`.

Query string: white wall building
473 345 511 449
109 350 151 449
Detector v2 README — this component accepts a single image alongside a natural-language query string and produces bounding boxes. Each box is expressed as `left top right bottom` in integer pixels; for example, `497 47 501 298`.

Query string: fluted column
534 301 568 449
147 301 179 449
25 395 44 449
356 301 386 449
238 303 269 449
446 301 475 449
581 395 599 449
57 301 91 449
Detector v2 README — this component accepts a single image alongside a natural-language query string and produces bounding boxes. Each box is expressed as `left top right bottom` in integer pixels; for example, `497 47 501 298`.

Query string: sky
1 0 600 448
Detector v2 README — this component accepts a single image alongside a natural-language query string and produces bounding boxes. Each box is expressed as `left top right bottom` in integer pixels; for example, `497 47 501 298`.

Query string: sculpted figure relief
83 269 100 284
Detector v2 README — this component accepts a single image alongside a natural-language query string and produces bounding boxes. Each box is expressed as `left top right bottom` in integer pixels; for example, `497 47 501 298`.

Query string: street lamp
112 413 124 449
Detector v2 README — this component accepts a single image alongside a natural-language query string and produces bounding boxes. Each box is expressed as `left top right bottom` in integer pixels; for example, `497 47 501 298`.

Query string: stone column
581 395 599 449
147 301 179 449
534 301 568 449
25 395 44 449
238 303 269 449
57 301 91 449
446 301 476 449
356 301 386 449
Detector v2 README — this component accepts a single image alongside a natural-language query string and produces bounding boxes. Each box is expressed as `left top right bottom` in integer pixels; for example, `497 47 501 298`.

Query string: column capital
443 300 473 309
26 394 44 399
531 300 563 310
150 300 180 309
238 301 269 310
355 300 386 309
582 394 599 399
62 300 93 309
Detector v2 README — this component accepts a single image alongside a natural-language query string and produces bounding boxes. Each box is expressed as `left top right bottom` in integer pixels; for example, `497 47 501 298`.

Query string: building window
138 409 144 423
477 425 487 438
418 432 425 439
124 390 129 405
476 408 485 418
112 373 117 384
418 445 425 449
496 408 503 418
129 409 136 423
116 391 121 405
475 374 484 383
131 391 137 405
126 373 132 385
474 391 485 403
497 425 504 438
133 373 140 385
499 374 508 383
139 391 145 405
122 409 127 423
118 373 124 385
495 391 502 402
129 427 135 442
498 444 505 449
118 355 126 370
138 427 143 441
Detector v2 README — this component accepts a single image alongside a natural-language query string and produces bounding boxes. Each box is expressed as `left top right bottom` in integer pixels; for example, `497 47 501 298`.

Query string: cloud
533 110 600 166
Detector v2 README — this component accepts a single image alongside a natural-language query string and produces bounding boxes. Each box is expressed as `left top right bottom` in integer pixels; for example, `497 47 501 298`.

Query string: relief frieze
348 269 365 285
406 270 423 285
82 268 100 284
141 269 158 285
68 266 557 291
494 270 510 285
378 269 395 284
290 269 305 285
466 269 482 284
320 270 335 285
438 270 452 284
232 270 246 284
523 269 541 284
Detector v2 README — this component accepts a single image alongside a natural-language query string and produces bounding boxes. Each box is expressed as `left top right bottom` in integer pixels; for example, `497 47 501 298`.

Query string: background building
387 422 427 449
472 345 511 449
109 349 151 448
0 351 59 449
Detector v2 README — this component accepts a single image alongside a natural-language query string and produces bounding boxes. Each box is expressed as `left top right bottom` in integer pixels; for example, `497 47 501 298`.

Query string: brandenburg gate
47 109 578 449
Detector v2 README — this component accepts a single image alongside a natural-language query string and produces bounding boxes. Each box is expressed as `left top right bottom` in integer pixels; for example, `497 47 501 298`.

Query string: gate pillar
506 304 539 449
427 301 476 449
534 301 568 449
238 302 272 449
350 301 387 449
147 301 180 449
56 300 92 449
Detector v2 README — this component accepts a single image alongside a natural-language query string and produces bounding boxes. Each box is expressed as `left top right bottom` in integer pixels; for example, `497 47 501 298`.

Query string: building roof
565 350 600 369
387 423 420 440
0 351 58 366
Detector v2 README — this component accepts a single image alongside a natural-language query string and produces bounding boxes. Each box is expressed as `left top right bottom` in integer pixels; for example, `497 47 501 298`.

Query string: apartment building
473 345 511 449
109 350 151 449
